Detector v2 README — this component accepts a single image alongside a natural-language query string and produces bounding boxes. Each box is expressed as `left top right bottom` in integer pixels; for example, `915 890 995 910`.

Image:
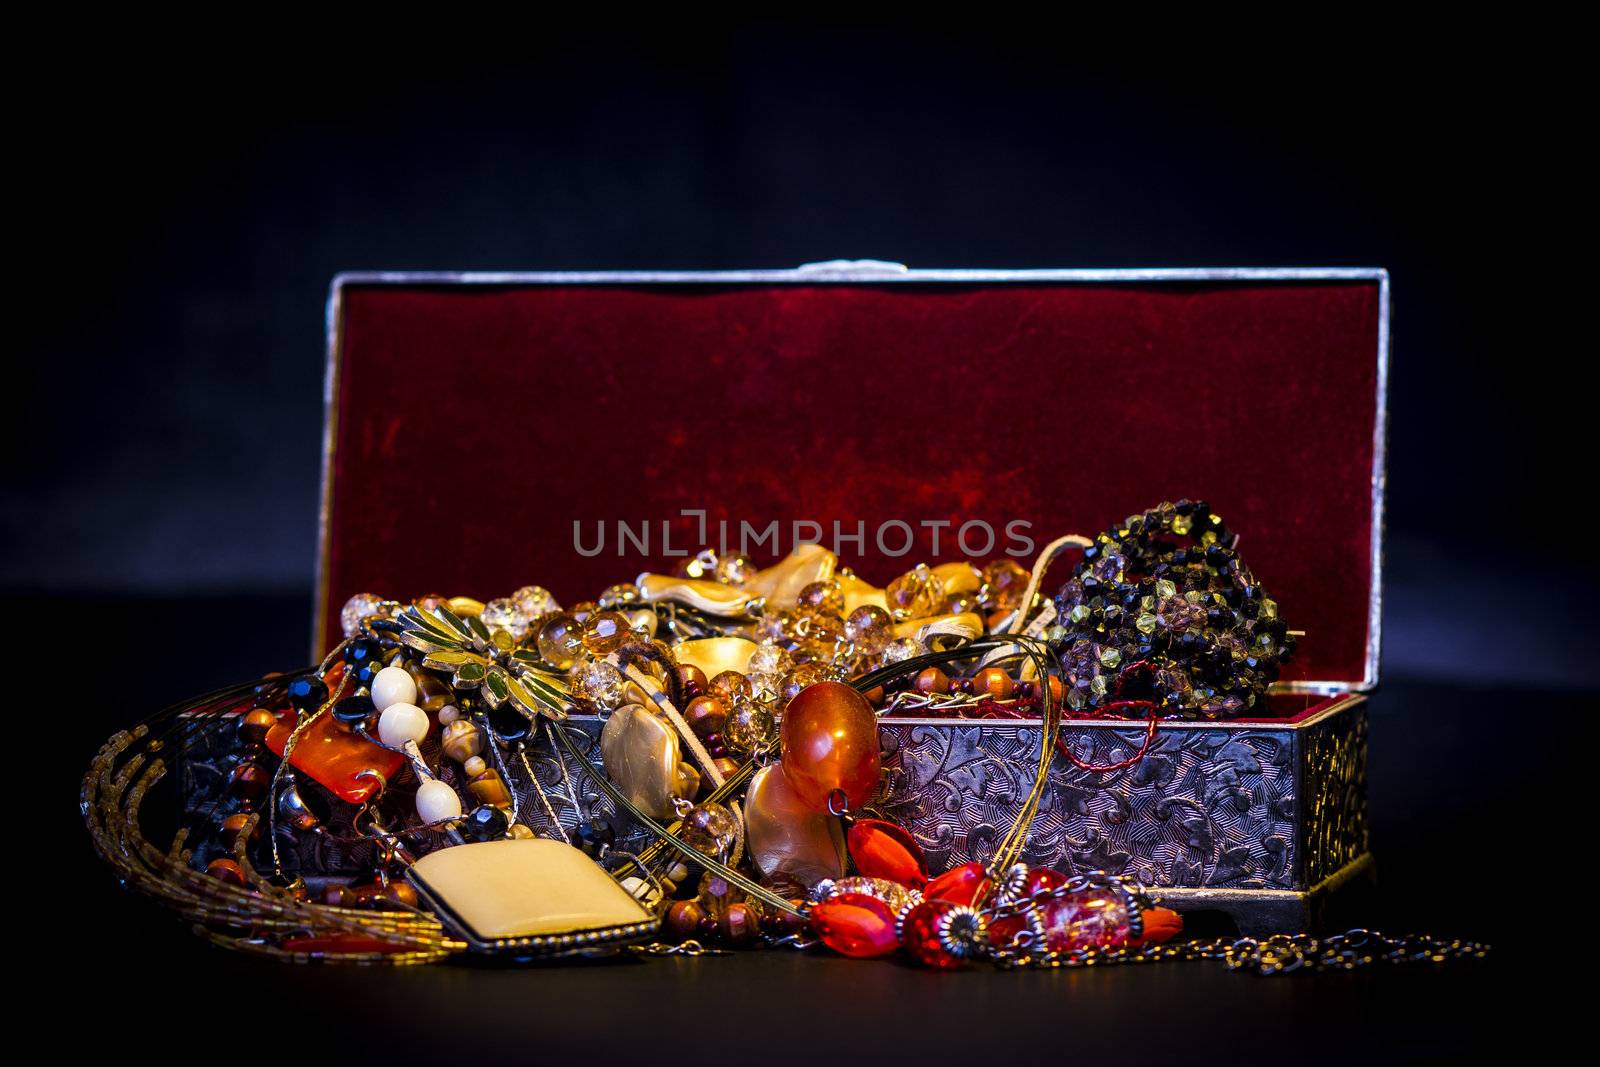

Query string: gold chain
991 929 1491 974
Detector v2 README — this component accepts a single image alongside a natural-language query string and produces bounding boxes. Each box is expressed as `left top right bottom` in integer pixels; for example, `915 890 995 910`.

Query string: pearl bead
462 755 488 778
416 779 463 823
371 665 418 711
377 702 429 748
437 704 460 724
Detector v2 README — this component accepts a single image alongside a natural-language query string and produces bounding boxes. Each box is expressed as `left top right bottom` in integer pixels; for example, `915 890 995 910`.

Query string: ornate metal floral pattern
181 701 1368 895
1300 706 1370 885
872 702 1368 891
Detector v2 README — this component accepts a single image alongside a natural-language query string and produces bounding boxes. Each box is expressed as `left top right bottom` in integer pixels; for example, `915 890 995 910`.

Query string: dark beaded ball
1050 500 1294 720
463 804 510 841
345 639 386 686
575 819 615 856
286 675 329 712
331 693 376 725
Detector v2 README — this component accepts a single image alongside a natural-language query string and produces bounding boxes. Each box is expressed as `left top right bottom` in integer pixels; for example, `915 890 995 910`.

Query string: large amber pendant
265 710 404 804
744 763 846 888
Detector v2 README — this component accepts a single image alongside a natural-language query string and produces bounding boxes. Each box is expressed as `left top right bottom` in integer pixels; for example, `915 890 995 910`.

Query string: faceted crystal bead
340 593 386 638
792 610 846 661
536 612 586 669
481 597 529 639
723 699 776 755
582 610 632 654
885 564 945 620
596 583 640 609
512 584 561 620
844 605 892 655
680 802 740 857
795 578 845 617
708 671 751 703
747 642 789 678
568 659 627 711
979 559 1031 611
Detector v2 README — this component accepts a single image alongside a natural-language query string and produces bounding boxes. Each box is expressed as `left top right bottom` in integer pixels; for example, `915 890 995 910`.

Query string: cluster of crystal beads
1051 500 1294 719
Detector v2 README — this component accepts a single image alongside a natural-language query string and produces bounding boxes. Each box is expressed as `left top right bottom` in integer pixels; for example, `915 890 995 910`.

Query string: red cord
1054 699 1159 773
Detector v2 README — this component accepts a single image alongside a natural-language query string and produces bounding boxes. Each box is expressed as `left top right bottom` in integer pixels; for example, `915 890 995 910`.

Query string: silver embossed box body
307 264 1389 934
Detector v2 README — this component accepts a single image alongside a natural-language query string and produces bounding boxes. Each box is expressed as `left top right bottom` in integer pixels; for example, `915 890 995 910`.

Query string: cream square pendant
408 838 658 955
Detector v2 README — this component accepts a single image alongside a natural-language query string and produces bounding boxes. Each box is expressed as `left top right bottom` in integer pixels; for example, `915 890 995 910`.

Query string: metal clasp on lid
795 259 909 275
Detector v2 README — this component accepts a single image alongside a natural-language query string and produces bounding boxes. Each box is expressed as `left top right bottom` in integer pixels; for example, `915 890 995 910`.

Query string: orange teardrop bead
779 681 881 812
846 818 928 888
925 861 990 907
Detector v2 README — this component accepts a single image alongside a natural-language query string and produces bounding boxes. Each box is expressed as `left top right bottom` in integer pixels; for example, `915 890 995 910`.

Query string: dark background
15 22 1583 1061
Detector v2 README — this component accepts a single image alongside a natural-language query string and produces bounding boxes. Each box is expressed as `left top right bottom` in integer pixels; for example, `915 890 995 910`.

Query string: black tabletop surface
49 594 1567 1064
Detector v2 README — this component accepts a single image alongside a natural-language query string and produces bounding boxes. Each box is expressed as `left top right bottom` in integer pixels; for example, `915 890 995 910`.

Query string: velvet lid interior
320 275 1384 691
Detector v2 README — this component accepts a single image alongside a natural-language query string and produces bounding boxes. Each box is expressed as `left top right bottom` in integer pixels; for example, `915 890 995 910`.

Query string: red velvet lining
323 281 1381 691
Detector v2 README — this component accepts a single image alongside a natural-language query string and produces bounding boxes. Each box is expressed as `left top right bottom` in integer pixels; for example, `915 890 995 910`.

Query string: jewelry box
190 261 1387 936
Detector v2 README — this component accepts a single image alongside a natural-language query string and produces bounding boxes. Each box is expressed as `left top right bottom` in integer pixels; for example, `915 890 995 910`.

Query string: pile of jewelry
81 500 1483 971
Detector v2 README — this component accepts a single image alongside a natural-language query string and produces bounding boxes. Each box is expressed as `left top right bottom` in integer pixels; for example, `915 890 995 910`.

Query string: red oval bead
780 681 881 812
925 861 990 907
847 819 928 888
809 892 901 958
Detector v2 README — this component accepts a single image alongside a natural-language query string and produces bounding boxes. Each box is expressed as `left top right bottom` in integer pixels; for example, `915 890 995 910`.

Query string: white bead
416 779 463 823
437 704 460 724
378 702 429 747
371 666 418 711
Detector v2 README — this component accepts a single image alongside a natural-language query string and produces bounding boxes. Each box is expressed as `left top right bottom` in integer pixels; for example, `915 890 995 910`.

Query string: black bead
286 675 329 712
486 705 531 742
331 693 375 725
463 805 510 842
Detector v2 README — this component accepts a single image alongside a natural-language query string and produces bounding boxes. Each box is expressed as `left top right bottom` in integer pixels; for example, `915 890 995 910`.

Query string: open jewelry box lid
316 263 1387 694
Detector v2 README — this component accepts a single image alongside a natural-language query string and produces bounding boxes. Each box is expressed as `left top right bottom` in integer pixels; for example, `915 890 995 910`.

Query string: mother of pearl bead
371 665 418 711
378 702 429 748
416 779 463 823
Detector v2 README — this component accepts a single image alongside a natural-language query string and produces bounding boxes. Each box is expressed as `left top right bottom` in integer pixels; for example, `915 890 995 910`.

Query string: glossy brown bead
378 882 419 909
914 667 950 694
227 762 270 803
683 694 729 739
413 671 454 714
237 708 278 745
676 664 708 700
973 667 1015 700
720 902 761 946
765 899 810 937
206 858 246 887
220 811 259 845
712 757 741 781
665 899 706 941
